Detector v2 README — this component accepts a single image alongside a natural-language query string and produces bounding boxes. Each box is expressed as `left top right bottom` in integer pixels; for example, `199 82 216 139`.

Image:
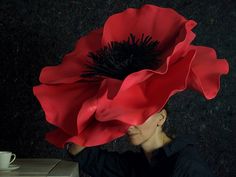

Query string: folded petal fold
187 46 229 99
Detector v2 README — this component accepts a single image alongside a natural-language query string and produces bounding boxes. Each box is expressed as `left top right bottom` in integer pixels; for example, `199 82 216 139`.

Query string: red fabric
33 4 229 148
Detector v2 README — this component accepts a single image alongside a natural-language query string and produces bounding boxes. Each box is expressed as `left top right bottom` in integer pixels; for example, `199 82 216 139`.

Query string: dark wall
0 0 235 177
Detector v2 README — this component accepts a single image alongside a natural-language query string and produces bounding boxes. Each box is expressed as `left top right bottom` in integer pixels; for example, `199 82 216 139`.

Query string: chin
128 136 142 146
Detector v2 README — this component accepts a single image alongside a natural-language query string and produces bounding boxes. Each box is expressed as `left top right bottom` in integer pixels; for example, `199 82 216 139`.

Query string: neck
141 129 172 162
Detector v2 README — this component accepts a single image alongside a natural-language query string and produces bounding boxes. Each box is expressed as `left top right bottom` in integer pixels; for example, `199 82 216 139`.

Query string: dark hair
162 103 176 139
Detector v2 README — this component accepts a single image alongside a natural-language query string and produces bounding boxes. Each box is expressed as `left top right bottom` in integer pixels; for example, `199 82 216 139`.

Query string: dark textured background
0 0 235 177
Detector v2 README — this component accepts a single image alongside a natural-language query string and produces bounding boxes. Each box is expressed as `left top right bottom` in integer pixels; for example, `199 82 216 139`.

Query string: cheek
141 124 157 140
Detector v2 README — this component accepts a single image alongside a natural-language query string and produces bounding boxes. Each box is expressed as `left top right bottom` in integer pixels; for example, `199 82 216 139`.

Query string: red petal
187 46 229 99
160 20 197 67
96 50 196 126
33 80 101 136
47 93 129 147
102 4 187 50
39 28 103 84
76 118 129 146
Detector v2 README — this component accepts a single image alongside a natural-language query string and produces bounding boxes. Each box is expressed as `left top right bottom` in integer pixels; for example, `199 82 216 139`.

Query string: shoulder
173 144 215 177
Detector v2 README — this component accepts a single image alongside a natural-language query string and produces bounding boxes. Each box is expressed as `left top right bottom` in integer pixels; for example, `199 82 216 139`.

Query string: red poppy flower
33 4 229 148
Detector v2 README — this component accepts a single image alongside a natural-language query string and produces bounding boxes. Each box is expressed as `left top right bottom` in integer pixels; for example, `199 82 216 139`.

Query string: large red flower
33 4 229 148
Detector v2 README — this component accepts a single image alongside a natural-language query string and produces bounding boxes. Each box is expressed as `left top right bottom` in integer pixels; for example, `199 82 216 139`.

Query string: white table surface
0 158 79 177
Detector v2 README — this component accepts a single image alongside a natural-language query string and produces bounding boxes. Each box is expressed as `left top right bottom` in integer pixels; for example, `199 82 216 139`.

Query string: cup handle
9 153 16 164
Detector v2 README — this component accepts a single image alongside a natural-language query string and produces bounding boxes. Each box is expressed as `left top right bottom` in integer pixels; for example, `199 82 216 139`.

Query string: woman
66 108 215 177
32 4 228 177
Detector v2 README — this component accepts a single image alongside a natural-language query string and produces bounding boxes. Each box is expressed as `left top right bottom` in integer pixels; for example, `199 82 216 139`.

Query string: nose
127 126 138 135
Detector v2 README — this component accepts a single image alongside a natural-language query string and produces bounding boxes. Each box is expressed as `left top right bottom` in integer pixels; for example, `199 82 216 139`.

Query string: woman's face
127 110 164 146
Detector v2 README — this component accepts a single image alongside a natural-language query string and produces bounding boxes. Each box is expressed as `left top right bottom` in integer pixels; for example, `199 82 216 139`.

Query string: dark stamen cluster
80 33 161 80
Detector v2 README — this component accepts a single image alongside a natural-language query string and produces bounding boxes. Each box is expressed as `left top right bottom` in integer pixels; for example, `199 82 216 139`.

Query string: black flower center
80 33 162 80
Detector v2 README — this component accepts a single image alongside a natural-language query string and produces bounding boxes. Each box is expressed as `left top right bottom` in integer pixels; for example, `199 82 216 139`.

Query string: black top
67 135 215 177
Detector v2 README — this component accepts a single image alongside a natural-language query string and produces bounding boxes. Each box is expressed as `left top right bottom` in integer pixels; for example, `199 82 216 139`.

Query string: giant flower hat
33 4 229 148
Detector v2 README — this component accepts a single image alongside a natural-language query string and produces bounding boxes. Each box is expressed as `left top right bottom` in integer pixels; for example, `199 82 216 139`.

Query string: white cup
0 151 16 169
